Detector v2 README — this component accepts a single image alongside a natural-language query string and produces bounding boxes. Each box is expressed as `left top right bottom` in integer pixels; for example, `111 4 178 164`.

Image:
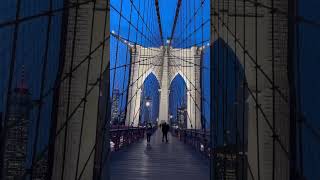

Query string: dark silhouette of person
146 123 153 143
162 122 170 142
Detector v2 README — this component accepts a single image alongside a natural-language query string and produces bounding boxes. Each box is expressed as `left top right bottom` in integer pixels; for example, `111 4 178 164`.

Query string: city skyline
1 73 32 179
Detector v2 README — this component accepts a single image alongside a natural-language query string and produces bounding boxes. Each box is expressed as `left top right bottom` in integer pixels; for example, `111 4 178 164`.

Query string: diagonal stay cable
74 0 98 178
20 56 157 174
154 0 164 45
171 0 207 47
168 0 182 47
173 19 210 48
129 0 162 46
0 0 95 28
110 4 160 48
212 11 289 103
76 83 157 180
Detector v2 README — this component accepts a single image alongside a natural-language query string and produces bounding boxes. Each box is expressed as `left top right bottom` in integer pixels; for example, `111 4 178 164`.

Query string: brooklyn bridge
0 0 319 179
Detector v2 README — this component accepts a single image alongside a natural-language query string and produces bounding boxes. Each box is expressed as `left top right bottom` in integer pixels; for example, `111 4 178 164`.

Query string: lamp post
145 101 151 107
145 97 152 125
169 114 173 125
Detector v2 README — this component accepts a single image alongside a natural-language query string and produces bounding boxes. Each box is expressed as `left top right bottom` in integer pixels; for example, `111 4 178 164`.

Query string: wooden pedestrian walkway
110 130 209 180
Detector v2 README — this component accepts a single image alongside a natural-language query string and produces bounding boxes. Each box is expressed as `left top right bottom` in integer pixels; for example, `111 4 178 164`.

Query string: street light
169 114 173 125
146 101 151 107
145 97 152 124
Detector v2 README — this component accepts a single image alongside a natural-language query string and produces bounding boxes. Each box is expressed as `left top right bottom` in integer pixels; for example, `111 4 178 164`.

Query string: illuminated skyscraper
119 111 126 124
32 154 48 180
177 106 187 129
1 67 31 180
111 89 120 125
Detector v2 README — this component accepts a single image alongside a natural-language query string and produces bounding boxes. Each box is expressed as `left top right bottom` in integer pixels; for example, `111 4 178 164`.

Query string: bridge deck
110 130 209 180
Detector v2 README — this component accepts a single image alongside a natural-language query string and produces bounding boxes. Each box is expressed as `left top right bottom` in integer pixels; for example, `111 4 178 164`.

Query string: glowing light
146 101 151 107
200 144 204 151
110 141 115 152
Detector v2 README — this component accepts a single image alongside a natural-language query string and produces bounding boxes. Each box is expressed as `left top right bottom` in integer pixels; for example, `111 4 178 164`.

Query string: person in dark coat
146 123 153 143
162 122 170 142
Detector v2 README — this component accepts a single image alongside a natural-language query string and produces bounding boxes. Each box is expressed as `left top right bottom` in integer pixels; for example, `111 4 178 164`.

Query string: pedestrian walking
146 123 153 143
161 122 170 142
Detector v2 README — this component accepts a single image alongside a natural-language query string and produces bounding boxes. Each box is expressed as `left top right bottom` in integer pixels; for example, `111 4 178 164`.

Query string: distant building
214 145 247 180
1 75 31 180
119 111 126 125
177 106 187 129
111 89 120 125
32 154 48 180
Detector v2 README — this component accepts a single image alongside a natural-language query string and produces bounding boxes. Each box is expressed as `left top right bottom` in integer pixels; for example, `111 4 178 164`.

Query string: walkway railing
171 128 211 157
110 127 145 151
110 126 157 152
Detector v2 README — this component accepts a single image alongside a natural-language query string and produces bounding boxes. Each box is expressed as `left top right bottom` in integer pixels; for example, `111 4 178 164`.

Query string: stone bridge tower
126 45 203 129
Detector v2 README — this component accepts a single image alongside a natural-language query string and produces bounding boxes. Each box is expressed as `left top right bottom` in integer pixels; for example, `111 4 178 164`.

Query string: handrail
110 127 145 152
110 126 157 152
171 128 211 157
